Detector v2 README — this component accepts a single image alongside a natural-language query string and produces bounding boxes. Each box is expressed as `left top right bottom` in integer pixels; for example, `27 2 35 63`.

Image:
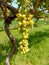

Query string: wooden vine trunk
4 18 17 65
0 0 18 65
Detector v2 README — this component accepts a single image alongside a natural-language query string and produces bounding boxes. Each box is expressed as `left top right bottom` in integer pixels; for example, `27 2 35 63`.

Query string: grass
0 24 49 65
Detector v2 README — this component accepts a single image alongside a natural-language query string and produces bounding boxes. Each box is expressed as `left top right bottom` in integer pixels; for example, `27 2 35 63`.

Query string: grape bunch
16 12 34 54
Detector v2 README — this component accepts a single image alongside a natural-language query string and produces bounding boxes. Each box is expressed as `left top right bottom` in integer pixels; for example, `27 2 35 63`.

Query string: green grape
18 21 22 26
16 8 34 54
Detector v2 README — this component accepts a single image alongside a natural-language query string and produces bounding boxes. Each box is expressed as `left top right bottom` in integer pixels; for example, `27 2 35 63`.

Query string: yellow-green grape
18 21 22 26
26 48 30 52
26 21 29 25
29 14 34 18
22 20 26 24
20 45 23 49
19 41 22 44
24 17 27 20
23 34 28 39
22 14 26 18
19 40 28 46
29 20 34 27
24 42 28 46
26 28 29 32
19 38 30 54
28 17 31 20
24 9 27 13
17 11 34 54
28 14 33 20
19 13 22 17
21 46 29 54
23 49 26 54
22 27 26 31
21 51 23 54
22 20 27 27
22 39 28 46
22 32 25 36
22 39 28 43
16 13 22 18
23 47 30 53
23 35 27 39
22 32 29 39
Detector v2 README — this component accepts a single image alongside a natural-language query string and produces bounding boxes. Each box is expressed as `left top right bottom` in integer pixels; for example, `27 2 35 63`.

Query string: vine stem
4 22 17 65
